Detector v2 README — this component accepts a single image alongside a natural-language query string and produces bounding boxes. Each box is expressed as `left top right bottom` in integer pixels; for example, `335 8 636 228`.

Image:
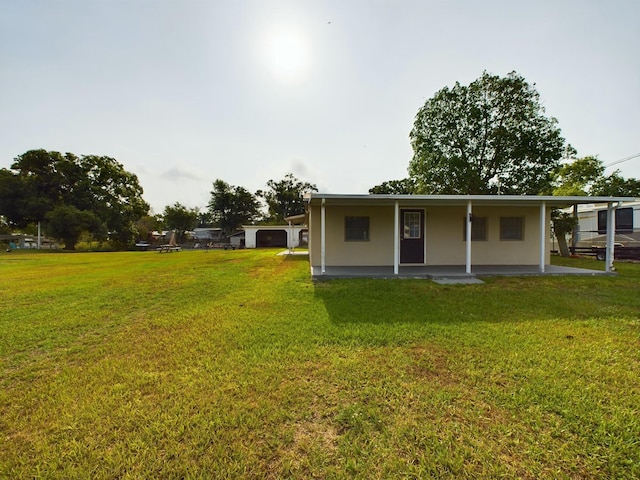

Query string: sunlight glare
263 29 309 82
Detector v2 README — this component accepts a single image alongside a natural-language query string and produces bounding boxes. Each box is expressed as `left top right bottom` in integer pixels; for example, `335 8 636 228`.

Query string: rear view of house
305 194 636 278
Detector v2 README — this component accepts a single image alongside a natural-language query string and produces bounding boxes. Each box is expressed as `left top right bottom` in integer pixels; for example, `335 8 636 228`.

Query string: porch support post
321 198 326 274
394 201 399 275
605 202 616 272
539 201 546 273
466 200 472 274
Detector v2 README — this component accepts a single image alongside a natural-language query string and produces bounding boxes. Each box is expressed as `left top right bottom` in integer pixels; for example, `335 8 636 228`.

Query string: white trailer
573 201 640 248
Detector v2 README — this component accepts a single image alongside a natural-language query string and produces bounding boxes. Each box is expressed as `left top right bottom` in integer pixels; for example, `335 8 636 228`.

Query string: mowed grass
1 250 639 479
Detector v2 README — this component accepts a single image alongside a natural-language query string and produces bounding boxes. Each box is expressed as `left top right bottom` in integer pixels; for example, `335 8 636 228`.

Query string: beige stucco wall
309 203 552 267
309 205 395 266
424 206 551 265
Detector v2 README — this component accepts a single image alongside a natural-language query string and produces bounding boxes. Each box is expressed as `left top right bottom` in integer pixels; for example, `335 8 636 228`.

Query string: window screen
500 217 524 240
463 216 487 241
345 216 369 241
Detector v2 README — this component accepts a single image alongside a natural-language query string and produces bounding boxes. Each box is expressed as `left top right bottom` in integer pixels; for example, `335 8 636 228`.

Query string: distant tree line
0 149 148 250
166 173 318 238
0 148 317 249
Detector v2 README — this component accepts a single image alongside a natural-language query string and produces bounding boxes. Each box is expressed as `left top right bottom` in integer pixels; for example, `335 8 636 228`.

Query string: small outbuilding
242 224 308 249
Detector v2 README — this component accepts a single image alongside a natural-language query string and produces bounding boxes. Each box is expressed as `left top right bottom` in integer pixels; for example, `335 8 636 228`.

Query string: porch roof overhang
284 213 307 225
305 193 637 208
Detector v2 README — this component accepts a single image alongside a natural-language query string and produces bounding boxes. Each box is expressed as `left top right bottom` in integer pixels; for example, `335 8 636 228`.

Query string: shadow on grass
281 253 310 262
313 274 639 327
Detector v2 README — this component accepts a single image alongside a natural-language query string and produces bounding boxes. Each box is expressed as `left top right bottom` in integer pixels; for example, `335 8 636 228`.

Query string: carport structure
242 224 308 249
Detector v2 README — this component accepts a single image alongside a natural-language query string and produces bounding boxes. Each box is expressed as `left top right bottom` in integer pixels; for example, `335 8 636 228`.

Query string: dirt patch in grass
406 343 458 387
288 418 339 464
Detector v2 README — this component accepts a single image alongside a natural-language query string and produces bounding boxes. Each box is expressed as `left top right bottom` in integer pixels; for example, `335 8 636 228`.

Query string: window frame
344 216 370 242
598 208 634 234
404 211 422 239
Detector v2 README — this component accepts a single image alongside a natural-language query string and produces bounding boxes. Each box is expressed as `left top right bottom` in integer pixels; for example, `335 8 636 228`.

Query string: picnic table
206 242 237 250
157 244 182 253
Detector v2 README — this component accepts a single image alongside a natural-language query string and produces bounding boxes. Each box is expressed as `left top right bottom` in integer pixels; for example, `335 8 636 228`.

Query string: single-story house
304 194 636 278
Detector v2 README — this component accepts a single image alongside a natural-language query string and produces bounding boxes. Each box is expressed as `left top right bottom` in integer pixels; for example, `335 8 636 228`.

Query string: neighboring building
304 194 636 278
242 225 308 249
193 228 226 242
241 214 308 249
0 234 57 249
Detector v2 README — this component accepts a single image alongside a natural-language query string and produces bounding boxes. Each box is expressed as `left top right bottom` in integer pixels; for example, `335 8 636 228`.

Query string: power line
604 153 640 168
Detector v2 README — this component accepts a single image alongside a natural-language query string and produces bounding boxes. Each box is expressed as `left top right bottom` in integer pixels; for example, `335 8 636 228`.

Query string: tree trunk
556 232 571 257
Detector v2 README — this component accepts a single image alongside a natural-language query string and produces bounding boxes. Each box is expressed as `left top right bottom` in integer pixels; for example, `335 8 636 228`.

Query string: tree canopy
257 173 317 223
0 149 149 249
409 71 566 195
45 204 106 250
369 178 416 195
163 203 199 242
551 155 640 197
552 155 604 196
591 171 640 197
208 179 260 235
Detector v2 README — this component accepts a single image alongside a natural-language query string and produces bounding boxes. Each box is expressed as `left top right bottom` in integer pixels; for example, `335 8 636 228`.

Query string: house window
463 216 487 241
598 208 633 234
345 216 369 241
500 217 524 240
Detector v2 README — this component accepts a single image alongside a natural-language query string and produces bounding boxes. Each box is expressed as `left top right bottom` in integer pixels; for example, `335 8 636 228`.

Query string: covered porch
306 194 635 280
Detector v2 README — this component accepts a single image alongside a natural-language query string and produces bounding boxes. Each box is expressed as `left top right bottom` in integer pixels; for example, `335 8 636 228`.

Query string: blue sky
1 0 638 213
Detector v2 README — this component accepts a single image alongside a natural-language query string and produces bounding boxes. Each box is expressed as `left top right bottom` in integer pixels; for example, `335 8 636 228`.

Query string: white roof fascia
305 193 637 208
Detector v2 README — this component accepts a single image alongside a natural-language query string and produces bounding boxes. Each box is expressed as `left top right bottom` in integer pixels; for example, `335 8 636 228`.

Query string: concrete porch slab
311 264 611 281
277 250 309 256
432 277 485 285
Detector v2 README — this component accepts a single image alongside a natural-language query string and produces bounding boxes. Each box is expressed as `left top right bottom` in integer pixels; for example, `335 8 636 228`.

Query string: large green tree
0 168 26 227
0 150 74 227
163 203 199 243
208 179 260 235
45 205 105 251
409 71 566 195
135 214 163 243
257 173 317 223
78 155 149 247
0 149 149 249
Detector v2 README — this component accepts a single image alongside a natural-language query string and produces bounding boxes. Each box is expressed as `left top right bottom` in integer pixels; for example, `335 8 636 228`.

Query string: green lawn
1 250 639 479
